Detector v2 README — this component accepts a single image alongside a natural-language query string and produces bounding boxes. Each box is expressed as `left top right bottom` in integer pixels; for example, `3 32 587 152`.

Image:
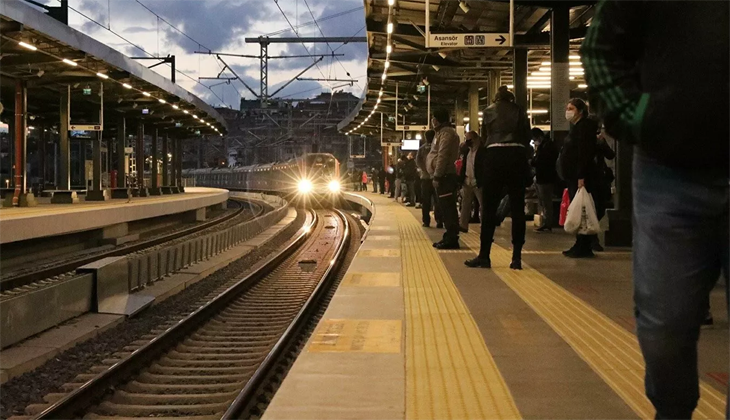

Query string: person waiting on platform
404 152 418 207
361 170 368 192
370 167 378 193
458 131 485 233
378 166 386 195
395 155 406 202
417 130 442 228
557 98 601 258
531 128 559 232
582 2 728 418
428 109 461 249
465 86 531 270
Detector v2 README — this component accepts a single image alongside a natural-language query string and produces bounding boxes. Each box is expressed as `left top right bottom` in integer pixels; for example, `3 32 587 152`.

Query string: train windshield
305 155 337 179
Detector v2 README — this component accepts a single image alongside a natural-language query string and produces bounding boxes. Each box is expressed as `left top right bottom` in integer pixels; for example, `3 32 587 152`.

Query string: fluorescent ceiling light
18 41 37 51
386 44 392 54
62 58 78 66
183 110 189 114
432 65 440 71
96 72 109 79
527 109 548 114
459 1 470 13
381 73 387 81
578 84 588 88
384 61 390 69
386 22 394 34
143 91 151 97
388 0 395 5
172 105 179 110
123 83 132 89
158 98 166 104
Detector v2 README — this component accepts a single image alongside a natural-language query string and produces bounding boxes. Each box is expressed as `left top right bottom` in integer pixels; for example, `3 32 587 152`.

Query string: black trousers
379 180 386 194
436 174 460 244
420 178 442 225
479 147 528 258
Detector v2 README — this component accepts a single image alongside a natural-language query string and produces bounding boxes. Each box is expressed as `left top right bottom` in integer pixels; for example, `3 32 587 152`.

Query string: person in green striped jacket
580 2 728 419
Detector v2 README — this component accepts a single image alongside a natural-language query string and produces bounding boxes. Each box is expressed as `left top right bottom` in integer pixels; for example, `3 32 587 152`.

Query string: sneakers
465 257 491 268
535 226 552 233
459 226 469 233
434 241 460 250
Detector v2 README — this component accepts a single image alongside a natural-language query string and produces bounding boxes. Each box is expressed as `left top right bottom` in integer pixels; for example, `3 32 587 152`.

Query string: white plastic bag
564 188 601 235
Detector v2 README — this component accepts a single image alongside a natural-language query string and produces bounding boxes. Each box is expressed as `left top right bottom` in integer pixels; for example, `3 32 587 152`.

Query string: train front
293 153 342 207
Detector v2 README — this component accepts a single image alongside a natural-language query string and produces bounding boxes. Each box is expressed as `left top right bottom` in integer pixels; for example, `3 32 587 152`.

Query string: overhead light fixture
18 41 37 51
96 72 109 79
386 44 392 54
36 69 45 77
578 84 588 88
379 90 383 97
377 98 381 104
62 58 77 66
143 91 151 97
527 109 549 114
132 102 138 109
158 98 166 104
381 73 387 81
388 0 395 5
172 104 179 110
459 1 470 13
387 22 394 34
384 60 390 69
192 114 198 119
122 83 132 89
438 52 447 59
117 98 123 103
183 110 189 114
432 65 440 71
413 95 419 100
422 78 429 86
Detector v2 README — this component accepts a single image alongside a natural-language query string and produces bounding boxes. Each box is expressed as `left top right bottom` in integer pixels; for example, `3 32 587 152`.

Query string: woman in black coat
558 98 600 258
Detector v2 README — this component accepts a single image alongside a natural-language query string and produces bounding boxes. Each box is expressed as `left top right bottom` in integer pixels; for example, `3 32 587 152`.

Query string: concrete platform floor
0 187 228 244
264 192 727 420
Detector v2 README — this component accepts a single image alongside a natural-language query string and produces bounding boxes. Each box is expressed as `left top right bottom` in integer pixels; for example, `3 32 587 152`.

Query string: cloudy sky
36 0 368 109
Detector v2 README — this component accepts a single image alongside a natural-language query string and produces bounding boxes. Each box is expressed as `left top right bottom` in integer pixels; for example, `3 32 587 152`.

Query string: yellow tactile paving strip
397 208 521 420
460 232 727 419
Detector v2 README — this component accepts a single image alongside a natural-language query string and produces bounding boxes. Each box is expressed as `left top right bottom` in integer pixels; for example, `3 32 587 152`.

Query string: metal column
488 70 500 104
150 127 160 194
86 130 108 200
137 123 148 196
176 138 184 191
116 116 126 188
468 84 480 135
605 142 633 246
59 86 70 190
260 41 269 108
39 124 47 190
513 48 528 111
12 80 26 205
550 6 571 144
162 132 169 187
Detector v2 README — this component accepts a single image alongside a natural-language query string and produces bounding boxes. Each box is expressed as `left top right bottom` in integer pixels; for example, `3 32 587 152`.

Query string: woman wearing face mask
558 98 600 258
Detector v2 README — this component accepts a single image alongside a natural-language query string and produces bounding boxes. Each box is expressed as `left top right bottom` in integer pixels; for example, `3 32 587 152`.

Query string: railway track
0 198 266 293
28 209 350 420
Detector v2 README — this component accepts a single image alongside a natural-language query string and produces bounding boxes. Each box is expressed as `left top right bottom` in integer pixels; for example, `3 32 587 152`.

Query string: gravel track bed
0 209 305 419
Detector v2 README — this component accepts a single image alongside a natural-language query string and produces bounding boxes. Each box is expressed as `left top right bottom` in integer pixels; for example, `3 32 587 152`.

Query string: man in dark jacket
404 153 418 206
416 130 442 227
428 109 461 249
378 167 387 195
465 86 531 270
531 128 558 232
582 2 728 418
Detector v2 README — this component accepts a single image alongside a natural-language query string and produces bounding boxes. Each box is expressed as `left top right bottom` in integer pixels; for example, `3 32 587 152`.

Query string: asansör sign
427 33 510 48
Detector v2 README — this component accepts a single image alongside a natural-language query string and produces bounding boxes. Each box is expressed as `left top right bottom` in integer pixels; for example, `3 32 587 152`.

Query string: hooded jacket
581 1 728 179
427 124 460 178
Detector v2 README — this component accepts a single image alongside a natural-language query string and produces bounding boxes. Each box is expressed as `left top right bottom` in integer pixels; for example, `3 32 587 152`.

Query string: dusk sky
35 0 369 109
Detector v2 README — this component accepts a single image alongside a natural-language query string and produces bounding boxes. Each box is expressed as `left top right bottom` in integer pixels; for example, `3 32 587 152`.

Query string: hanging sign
70 124 102 131
395 125 429 132
428 33 510 48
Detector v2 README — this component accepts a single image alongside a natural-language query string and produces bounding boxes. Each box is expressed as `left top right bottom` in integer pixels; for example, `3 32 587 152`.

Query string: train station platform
0 187 228 244
264 193 728 419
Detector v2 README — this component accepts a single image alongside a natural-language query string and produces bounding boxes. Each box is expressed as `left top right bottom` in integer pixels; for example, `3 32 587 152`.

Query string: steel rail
32 209 320 420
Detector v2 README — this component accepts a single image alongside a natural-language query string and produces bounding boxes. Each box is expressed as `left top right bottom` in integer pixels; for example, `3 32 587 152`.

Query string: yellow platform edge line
396 206 522 420
457 228 725 420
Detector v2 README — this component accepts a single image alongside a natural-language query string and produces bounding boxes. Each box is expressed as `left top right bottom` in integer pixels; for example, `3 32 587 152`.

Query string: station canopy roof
0 0 227 137
338 0 596 136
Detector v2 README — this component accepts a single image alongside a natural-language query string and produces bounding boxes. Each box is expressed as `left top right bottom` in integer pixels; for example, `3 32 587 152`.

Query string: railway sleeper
147 363 257 375
84 413 221 420
156 356 258 368
135 372 250 385
92 400 229 417
124 380 245 394
165 349 259 361
177 342 274 354
110 389 239 405
189 331 280 340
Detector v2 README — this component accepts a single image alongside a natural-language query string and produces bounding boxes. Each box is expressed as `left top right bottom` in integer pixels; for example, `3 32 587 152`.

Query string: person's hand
578 179 585 189
432 179 439 190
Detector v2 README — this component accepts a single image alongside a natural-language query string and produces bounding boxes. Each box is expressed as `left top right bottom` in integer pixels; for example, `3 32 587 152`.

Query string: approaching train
184 153 342 205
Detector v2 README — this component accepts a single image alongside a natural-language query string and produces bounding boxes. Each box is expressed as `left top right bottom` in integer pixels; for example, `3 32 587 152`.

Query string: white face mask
565 110 576 122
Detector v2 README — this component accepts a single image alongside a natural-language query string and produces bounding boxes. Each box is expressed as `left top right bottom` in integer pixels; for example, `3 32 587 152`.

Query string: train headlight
297 179 313 194
328 180 341 193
